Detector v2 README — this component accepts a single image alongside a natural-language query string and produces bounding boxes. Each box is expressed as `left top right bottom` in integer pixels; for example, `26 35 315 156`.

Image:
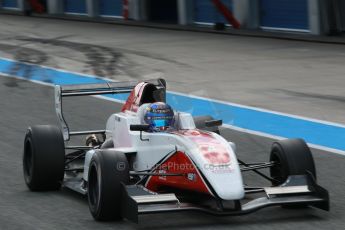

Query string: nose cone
177 129 245 200
199 144 245 200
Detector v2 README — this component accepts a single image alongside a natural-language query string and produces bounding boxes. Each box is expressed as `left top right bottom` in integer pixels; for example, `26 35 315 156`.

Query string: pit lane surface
2 14 345 153
1 15 345 125
1 76 344 230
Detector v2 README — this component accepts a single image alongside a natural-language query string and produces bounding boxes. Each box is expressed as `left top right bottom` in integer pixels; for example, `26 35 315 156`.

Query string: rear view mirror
205 120 223 128
130 124 150 132
130 124 150 142
153 89 166 103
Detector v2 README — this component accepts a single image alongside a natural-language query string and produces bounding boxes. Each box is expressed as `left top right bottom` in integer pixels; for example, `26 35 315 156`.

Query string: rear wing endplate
55 79 166 141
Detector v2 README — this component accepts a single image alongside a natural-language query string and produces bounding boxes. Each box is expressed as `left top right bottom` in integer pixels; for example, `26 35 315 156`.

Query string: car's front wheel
269 138 316 186
87 150 129 221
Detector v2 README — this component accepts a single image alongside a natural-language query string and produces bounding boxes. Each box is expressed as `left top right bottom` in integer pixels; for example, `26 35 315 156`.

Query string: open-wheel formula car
23 79 329 223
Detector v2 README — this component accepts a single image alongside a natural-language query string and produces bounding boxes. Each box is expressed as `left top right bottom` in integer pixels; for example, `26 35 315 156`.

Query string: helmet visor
152 118 171 128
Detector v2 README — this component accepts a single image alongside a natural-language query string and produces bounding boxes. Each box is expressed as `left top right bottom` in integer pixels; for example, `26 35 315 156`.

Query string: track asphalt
0 14 345 230
0 77 344 230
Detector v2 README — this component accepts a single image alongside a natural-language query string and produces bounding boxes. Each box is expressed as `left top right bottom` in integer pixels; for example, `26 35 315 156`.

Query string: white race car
23 79 329 223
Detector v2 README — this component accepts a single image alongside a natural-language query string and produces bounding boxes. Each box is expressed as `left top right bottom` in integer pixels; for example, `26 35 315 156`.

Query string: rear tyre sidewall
23 125 65 191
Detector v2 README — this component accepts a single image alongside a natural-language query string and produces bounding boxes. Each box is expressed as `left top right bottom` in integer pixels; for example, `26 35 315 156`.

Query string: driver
86 102 174 147
141 102 175 132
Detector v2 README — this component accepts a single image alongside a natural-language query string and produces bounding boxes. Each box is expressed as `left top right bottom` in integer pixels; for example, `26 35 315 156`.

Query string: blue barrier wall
99 0 122 17
194 0 233 24
64 0 87 14
260 0 309 30
1 0 18 8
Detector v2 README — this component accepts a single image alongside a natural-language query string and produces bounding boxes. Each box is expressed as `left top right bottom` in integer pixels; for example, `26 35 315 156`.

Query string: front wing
121 173 329 223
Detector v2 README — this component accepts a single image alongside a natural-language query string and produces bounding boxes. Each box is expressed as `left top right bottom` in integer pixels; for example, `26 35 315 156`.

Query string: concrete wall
17 0 24 10
308 0 321 35
129 0 140 20
233 0 251 28
340 0 345 31
47 0 63 14
178 0 193 25
87 0 99 17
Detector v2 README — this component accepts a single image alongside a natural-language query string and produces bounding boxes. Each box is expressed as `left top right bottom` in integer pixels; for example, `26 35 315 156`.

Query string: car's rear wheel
270 138 316 186
23 125 65 191
100 139 114 149
88 150 129 221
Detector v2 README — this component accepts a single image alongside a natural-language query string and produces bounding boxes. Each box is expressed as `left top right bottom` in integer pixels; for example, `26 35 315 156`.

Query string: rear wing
55 79 166 141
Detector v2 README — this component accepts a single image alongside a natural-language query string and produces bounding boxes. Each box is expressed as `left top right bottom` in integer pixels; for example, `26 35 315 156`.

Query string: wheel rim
88 165 99 210
23 140 33 183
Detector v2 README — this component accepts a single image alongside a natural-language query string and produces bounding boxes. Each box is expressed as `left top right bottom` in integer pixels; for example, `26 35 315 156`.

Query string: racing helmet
143 102 174 131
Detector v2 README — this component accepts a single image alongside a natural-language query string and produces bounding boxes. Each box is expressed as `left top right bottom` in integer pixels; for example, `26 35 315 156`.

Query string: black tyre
194 115 220 134
100 139 114 149
270 138 316 186
88 150 129 221
23 125 65 191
